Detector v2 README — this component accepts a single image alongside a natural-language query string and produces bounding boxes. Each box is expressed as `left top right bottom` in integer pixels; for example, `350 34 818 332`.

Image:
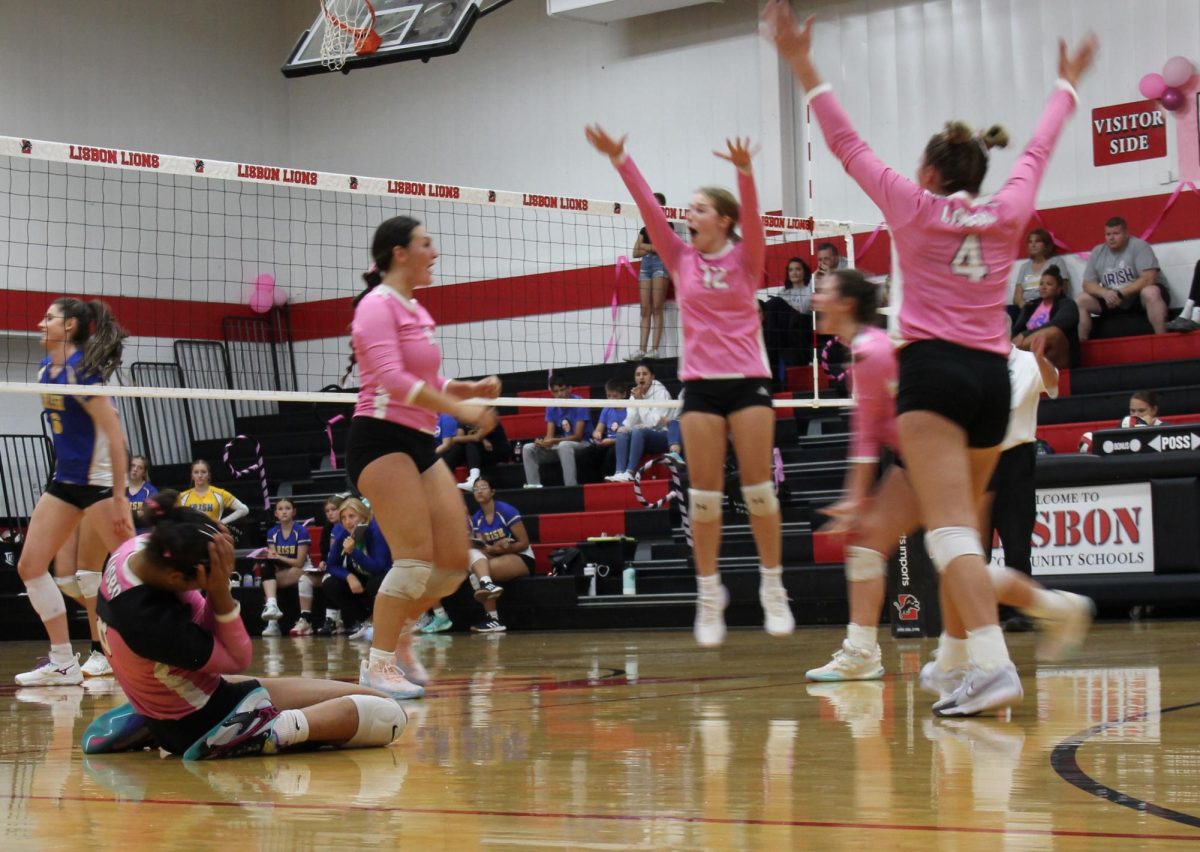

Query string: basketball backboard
282 0 489 77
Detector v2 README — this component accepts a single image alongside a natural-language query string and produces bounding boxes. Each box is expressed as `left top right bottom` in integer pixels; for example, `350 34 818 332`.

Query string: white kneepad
845 546 886 582
688 488 724 524
740 481 779 517
54 575 83 600
924 527 984 574
75 570 102 598
27 572 66 621
425 567 466 600
378 559 433 600
298 573 314 598
345 695 407 748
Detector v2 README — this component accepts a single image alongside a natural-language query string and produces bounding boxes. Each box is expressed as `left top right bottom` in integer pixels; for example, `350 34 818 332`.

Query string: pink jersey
97 535 253 720
847 325 899 463
616 156 770 381
808 82 1078 356
351 284 450 433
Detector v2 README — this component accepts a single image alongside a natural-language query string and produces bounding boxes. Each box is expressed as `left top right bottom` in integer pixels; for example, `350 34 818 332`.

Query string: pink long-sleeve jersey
96 535 253 720
616 156 771 381
351 284 450 433
847 325 899 463
808 82 1078 357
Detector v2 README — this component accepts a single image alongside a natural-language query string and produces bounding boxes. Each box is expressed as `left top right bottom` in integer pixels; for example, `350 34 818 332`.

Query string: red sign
1092 100 1167 167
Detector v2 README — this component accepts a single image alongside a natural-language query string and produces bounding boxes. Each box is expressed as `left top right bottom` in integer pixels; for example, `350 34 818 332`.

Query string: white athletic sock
267 597 277 606
480 575 493 585
937 634 968 671
368 648 395 666
1190 306 1200 323
50 643 75 666
1024 588 1072 621
846 623 877 651
468 468 480 479
697 573 721 595
271 709 310 748
759 565 783 587
433 607 447 618
327 609 341 622
966 625 1011 672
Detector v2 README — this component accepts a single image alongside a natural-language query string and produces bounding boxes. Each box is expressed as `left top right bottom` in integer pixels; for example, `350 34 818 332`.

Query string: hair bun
943 120 974 146
981 124 1010 150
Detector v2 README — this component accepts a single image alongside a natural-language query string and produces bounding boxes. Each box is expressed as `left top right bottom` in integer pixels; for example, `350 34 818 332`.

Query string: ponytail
344 216 423 384
54 298 128 381
923 121 1010 195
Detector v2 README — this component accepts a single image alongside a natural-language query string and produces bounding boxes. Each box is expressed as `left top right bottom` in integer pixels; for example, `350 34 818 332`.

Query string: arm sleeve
806 85 925 229
736 168 765 289
326 526 349 579
991 83 1079 224
354 523 393 575
615 155 687 272
1047 297 1080 334
201 603 253 673
847 348 894 463
353 304 427 403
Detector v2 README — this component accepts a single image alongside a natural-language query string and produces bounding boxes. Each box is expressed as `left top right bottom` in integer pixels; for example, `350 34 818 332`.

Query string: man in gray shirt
1075 216 1168 339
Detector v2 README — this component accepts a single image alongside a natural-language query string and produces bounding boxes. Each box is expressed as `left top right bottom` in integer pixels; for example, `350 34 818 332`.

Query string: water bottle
583 563 597 597
622 566 637 595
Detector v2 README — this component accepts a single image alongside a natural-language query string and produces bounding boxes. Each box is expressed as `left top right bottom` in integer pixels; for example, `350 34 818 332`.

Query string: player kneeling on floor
80 491 405 760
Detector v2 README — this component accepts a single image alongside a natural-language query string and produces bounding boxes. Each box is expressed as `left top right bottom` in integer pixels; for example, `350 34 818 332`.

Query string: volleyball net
0 132 880 519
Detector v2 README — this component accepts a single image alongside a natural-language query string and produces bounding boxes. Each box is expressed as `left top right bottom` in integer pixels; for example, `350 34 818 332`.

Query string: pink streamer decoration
605 256 638 363
1031 182 1200 260
223 434 270 510
325 413 345 469
856 224 887 258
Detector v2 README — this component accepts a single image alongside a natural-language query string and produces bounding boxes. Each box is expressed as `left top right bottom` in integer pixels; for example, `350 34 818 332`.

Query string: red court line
5 792 1199 841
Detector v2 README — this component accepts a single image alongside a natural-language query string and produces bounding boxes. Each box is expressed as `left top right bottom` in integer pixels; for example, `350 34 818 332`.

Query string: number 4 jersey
38 350 113 486
806 80 1079 357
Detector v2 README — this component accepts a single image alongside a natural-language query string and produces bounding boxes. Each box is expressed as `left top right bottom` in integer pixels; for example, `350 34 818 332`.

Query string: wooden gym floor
2 622 1199 850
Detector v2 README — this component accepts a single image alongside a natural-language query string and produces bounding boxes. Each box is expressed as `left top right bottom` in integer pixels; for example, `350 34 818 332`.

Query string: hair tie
975 134 990 158
367 263 378 275
145 497 163 516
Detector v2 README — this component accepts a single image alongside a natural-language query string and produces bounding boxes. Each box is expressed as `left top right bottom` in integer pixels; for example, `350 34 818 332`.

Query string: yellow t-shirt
179 486 238 521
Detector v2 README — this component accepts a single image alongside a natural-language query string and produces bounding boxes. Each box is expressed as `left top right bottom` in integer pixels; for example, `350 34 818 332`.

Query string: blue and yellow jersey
39 351 112 486
267 523 311 563
179 486 238 521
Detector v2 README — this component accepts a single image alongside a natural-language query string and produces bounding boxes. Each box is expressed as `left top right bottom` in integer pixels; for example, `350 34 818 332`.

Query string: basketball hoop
319 0 382 71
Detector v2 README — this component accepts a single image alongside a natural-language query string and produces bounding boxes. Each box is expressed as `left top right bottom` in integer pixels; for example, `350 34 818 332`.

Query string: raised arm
586 125 687 271
992 35 1096 216
715 137 765 284
762 4 922 226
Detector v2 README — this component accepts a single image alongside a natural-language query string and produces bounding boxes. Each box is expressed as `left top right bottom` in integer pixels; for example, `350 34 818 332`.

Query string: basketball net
320 0 382 71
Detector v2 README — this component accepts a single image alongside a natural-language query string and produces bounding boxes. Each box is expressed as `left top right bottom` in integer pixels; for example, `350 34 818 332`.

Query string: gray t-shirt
1013 256 1071 303
1084 236 1164 291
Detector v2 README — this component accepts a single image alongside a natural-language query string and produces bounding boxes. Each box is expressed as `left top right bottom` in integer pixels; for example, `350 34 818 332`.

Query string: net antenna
319 0 383 71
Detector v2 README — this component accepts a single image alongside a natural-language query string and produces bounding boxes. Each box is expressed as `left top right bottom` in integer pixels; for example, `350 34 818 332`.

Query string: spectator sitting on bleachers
762 257 815 382
178 458 250 525
258 497 311 637
1011 228 1071 319
466 476 536 634
1076 217 1168 340
521 375 591 488
1122 389 1165 428
607 361 673 482
579 377 629 482
126 454 158 533
313 494 346 635
1167 259 1200 332
435 411 512 493
812 241 848 289
1012 266 1079 368
324 497 392 641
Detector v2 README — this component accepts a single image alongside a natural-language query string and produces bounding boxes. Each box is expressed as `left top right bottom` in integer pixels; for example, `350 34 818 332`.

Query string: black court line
1051 699 1200 829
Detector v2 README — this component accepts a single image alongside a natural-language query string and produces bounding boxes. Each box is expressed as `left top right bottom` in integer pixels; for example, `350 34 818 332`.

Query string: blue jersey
546 395 591 439
471 500 533 558
39 351 112 486
267 523 311 563
595 407 624 441
435 414 459 441
127 483 158 531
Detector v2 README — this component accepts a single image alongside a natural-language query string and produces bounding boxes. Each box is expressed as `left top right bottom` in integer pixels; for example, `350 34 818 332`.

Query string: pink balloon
1162 55 1195 88
1139 72 1166 100
249 273 276 313
1161 86 1185 111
